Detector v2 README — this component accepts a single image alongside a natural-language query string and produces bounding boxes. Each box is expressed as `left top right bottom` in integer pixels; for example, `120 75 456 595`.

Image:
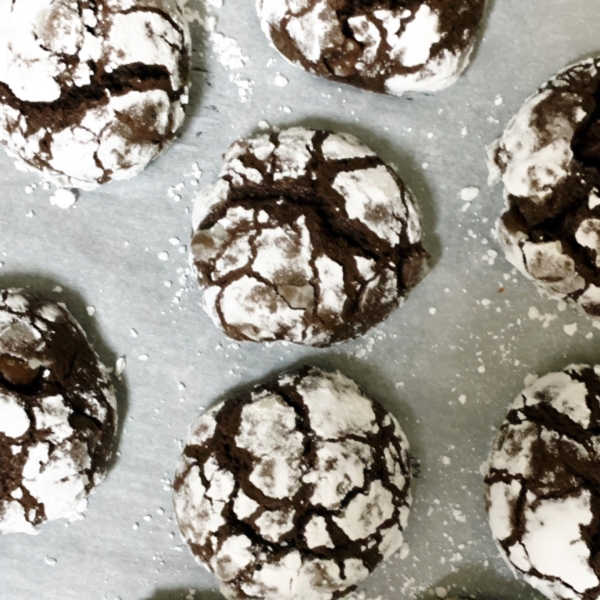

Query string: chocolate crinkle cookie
256 0 486 96
484 365 600 600
190 128 430 347
488 58 600 316
173 366 412 600
0 0 191 190
0 289 117 535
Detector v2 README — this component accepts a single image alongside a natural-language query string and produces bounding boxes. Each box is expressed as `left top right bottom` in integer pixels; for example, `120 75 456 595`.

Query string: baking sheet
1 1 599 599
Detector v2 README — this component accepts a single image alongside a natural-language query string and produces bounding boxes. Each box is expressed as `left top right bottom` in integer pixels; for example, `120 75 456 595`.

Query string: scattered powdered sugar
481 249 498 266
274 73 289 87
212 32 248 70
563 323 578 336
195 0 254 103
49 189 77 209
229 73 254 103
528 306 558 329
459 186 480 202
115 356 126 377
452 509 466 523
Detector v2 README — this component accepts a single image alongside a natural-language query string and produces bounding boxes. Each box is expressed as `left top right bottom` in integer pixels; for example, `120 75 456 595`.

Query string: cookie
173 366 412 600
484 365 600 600
0 0 191 190
0 289 117 535
256 0 486 96
488 57 600 316
189 128 430 346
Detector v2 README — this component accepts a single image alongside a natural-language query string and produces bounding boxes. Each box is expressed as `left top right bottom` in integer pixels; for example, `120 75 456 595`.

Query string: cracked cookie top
488 58 600 317
173 366 412 600
190 128 430 347
484 365 600 600
0 289 117 535
0 0 191 190
256 0 486 96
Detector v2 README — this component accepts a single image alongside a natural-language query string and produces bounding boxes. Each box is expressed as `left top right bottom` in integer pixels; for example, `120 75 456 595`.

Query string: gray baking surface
1 1 598 599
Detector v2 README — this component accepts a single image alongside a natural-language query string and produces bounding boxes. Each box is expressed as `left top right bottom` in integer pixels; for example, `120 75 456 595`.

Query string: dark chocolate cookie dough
0 289 117 535
256 0 486 95
0 0 191 190
488 58 600 316
484 365 600 600
190 127 430 347
174 366 412 600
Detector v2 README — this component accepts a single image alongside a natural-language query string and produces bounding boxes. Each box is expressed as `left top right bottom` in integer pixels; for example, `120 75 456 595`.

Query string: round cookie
190 127 430 347
256 0 486 96
0 0 191 190
484 365 600 600
173 366 412 600
0 289 117 535
488 57 600 316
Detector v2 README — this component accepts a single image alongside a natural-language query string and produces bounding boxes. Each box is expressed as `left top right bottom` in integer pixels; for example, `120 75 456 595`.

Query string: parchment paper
1 1 599 599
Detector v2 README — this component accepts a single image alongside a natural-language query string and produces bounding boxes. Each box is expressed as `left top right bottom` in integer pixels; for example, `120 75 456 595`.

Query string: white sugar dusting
459 186 480 202
274 73 289 87
196 0 254 103
212 33 248 70
49 189 77 209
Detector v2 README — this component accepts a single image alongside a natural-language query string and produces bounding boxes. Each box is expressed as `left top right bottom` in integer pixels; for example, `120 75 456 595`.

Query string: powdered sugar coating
484 365 600 600
0 289 117 535
489 58 600 317
174 366 412 600
0 0 191 190
256 0 485 96
488 90 580 203
190 128 430 347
